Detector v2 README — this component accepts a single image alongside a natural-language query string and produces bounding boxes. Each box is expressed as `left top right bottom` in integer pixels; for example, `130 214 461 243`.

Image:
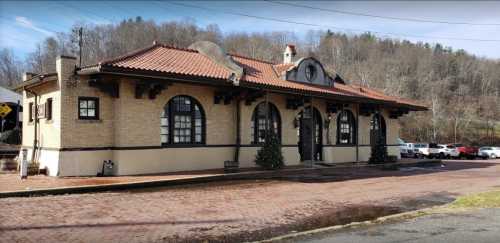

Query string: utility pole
78 27 83 67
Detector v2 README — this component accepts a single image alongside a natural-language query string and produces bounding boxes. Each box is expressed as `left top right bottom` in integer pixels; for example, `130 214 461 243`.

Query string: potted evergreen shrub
255 131 284 170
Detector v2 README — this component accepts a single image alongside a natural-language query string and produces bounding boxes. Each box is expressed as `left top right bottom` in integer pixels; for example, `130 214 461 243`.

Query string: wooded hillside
1 17 499 145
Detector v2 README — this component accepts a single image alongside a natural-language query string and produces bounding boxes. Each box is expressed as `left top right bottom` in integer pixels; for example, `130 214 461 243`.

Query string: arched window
336 110 356 145
161 95 205 145
370 113 386 145
251 102 281 143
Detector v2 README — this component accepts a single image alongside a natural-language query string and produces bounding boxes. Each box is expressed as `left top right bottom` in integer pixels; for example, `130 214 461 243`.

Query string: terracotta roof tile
85 43 426 110
102 44 231 80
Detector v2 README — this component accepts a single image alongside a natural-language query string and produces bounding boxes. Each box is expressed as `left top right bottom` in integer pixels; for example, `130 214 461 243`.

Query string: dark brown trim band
23 143 400 152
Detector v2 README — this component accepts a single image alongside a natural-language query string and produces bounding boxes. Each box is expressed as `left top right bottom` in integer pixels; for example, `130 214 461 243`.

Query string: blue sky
1 0 500 60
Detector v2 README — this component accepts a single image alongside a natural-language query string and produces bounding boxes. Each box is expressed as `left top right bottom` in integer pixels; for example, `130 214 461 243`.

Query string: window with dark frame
305 65 316 81
161 95 205 145
251 102 281 144
337 110 356 145
46 98 53 120
29 102 33 122
78 97 99 120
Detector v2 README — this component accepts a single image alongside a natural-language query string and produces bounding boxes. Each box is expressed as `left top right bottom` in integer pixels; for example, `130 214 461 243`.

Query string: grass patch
449 190 500 208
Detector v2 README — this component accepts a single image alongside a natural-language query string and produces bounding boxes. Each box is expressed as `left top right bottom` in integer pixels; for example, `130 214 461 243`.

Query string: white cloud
15 16 54 36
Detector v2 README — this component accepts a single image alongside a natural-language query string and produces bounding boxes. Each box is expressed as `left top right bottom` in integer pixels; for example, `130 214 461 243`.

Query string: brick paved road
1 159 499 242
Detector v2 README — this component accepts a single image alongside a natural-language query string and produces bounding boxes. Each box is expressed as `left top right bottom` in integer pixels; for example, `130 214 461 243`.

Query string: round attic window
305 65 316 81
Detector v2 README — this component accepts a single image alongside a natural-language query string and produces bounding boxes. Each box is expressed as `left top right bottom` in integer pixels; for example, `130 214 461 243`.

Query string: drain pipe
24 87 39 164
234 98 241 162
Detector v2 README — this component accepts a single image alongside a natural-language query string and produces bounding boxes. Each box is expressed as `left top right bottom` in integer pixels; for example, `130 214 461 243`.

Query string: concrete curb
252 206 439 243
0 159 441 198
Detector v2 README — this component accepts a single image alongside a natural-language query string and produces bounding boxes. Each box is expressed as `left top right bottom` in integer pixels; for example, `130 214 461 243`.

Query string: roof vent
188 41 243 85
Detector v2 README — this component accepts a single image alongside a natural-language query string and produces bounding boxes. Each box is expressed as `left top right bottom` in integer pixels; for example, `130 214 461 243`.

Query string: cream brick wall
113 79 236 147
21 68 404 175
60 76 115 148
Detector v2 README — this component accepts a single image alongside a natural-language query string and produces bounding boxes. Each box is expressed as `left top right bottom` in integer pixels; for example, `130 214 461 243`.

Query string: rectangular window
173 115 191 143
29 102 33 122
78 97 99 120
45 98 53 120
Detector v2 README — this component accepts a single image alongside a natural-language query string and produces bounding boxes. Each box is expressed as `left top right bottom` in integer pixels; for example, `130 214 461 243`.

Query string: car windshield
414 144 427 148
480 147 491 151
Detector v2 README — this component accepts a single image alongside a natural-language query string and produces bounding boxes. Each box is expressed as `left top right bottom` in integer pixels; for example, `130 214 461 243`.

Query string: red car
452 144 478 159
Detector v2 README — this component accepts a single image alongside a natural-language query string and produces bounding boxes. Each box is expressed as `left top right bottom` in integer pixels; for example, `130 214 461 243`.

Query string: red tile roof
84 43 426 110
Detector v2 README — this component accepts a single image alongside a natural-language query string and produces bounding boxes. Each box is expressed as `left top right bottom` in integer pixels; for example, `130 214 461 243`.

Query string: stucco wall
22 81 61 149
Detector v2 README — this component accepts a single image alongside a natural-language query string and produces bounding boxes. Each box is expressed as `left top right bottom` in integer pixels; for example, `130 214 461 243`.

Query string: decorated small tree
255 131 284 170
369 130 389 164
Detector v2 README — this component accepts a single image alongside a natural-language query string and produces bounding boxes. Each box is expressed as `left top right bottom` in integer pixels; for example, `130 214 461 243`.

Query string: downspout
234 98 241 162
356 103 360 162
24 87 39 164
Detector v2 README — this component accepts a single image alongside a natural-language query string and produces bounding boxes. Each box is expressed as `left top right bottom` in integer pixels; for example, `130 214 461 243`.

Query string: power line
57 2 114 24
165 1 500 42
267 1 500 26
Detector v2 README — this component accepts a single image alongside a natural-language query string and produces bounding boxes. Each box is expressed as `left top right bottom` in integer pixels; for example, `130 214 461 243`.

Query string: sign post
20 149 28 179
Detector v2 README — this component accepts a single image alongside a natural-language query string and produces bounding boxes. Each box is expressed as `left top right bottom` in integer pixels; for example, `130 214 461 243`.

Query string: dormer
285 57 334 87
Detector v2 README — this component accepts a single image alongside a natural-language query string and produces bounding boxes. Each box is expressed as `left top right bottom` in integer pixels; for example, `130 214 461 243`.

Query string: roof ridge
156 43 198 53
228 53 276 65
100 42 198 66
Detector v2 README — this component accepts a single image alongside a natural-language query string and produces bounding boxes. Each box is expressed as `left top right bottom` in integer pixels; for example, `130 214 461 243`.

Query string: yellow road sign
0 103 13 118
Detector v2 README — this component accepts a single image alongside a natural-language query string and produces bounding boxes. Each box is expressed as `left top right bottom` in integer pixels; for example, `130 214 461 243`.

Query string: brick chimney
283 44 296 64
56 55 77 88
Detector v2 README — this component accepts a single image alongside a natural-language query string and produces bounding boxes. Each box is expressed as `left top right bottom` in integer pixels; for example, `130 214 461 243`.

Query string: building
15 41 426 177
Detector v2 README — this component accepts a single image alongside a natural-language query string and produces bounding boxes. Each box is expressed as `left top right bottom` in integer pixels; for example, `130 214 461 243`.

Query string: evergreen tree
369 126 389 164
255 131 284 170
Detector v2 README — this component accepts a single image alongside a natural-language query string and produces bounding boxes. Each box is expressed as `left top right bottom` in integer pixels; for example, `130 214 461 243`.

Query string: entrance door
298 107 323 161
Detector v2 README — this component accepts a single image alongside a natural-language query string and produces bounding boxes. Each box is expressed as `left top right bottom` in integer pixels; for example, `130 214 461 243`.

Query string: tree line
1 17 499 145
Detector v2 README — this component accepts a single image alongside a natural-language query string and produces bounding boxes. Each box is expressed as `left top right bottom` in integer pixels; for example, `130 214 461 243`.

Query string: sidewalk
0 159 498 243
0 159 440 197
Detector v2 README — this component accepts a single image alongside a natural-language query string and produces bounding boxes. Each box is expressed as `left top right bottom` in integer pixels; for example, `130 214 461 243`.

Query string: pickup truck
414 143 429 158
452 144 479 159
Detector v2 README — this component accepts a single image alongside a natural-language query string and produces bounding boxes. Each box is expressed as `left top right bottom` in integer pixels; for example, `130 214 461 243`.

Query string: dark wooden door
300 116 314 161
299 107 323 161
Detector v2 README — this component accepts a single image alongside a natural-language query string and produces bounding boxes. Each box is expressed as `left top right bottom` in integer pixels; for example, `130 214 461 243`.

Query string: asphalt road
292 208 500 243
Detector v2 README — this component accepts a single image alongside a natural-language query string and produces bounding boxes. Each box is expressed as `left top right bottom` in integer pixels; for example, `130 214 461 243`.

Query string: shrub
255 131 284 170
369 131 389 164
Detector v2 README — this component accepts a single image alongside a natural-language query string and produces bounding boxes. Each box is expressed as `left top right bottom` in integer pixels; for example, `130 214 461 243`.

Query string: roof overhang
78 65 427 111
13 73 58 91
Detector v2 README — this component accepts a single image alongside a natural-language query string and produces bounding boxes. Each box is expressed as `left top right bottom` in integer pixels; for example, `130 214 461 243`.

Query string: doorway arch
297 106 323 161
370 113 387 145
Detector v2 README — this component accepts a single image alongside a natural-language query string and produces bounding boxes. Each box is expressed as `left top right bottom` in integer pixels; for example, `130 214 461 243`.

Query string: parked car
478 147 500 159
398 139 416 158
429 144 448 158
443 144 460 158
452 144 479 159
413 143 429 158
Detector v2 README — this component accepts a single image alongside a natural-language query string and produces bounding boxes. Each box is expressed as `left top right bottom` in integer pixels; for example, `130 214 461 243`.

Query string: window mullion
191 102 195 143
